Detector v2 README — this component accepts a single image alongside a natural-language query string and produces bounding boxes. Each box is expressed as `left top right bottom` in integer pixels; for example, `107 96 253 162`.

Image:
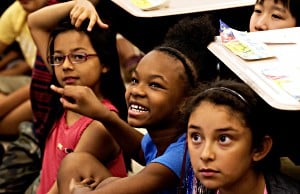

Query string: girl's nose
129 84 146 97
200 142 215 161
62 56 74 71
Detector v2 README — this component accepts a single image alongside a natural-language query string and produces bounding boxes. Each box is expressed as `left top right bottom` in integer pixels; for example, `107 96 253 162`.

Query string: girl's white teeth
130 104 147 112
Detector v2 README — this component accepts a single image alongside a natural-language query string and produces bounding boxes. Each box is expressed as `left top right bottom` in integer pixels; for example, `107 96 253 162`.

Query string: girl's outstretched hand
71 0 108 31
50 85 110 120
70 178 92 194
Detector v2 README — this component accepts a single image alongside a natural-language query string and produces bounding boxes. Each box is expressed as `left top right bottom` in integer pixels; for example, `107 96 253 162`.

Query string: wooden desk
111 0 255 17
208 27 300 110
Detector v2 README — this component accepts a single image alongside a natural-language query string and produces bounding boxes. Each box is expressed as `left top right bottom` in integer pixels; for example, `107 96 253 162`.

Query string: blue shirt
141 133 190 194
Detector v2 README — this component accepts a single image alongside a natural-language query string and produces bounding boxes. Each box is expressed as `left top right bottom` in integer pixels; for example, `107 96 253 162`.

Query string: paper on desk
219 20 275 60
130 0 170 10
247 27 300 44
261 65 300 101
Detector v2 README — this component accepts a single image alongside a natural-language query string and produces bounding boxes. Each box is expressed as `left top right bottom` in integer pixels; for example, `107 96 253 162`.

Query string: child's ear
252 136 273 162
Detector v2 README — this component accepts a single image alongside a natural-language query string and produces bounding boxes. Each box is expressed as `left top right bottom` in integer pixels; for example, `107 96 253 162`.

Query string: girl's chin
127 118 142 127
199 180 221 190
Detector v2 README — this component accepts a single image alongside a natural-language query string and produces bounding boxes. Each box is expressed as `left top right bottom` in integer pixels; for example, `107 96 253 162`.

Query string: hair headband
204 87 248 105
156 46 197 87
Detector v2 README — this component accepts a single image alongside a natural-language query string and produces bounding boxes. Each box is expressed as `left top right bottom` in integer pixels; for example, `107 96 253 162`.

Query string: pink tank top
37 99 127 194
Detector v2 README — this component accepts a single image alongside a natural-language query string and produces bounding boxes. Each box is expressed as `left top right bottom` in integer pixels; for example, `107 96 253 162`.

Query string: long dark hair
42 17 127 152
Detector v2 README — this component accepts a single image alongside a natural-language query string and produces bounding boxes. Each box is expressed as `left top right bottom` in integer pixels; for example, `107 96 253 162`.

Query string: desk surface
208 27 300 111
111 0 255 17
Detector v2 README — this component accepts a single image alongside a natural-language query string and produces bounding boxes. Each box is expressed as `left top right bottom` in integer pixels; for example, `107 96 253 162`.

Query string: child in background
219 0 300 82
49 13 219 194
249 0 300 32
181 79 300 194
0 42 24 76
249 0 300 179
116 34 144 83
0 0 59 137
28 2 129 193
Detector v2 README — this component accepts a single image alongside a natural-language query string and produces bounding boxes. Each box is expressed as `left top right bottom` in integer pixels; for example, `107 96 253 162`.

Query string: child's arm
58 152 113 194
47 182 58 194
0 60 31 76
0 50 21 70
51 84 145 163
59 153 179 194
27 0 107 71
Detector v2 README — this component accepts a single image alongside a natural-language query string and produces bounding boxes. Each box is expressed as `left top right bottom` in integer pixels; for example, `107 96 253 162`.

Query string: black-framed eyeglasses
47 52 98 66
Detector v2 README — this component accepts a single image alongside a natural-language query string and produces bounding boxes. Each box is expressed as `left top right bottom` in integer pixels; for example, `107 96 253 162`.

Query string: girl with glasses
28 1 129 193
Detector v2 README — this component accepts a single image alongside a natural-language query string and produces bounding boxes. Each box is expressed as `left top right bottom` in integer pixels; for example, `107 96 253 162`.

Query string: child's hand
71 0 108 31
50 85 110 120
70 178 92 194
80 177 101 190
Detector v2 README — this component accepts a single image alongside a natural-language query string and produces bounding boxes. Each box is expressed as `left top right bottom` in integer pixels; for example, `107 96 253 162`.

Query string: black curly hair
157 13 220 84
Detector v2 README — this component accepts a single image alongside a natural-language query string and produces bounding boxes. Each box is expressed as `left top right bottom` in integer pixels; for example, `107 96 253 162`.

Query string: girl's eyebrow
54 47 87 53
188 124 201 131
149 74 168 83
72 47 88 52
133 69 168 83
188 124 239 133
215 127 239 133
